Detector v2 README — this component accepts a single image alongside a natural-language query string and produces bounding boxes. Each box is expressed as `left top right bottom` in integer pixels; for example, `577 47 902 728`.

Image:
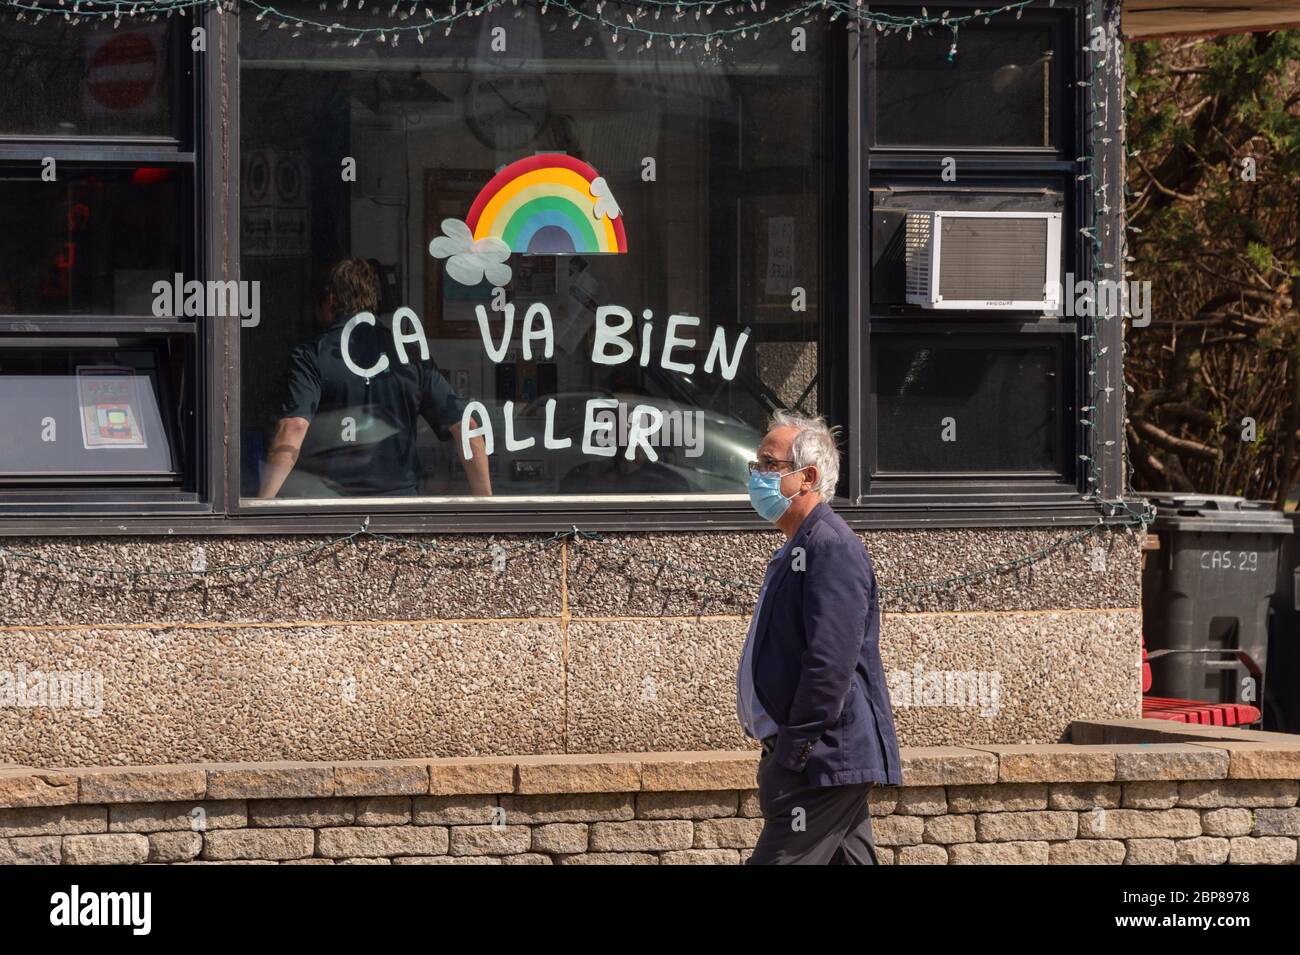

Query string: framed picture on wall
424 167 498 340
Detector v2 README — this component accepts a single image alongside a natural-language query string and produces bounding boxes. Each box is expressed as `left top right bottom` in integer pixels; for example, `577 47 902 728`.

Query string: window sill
0 494 1140 535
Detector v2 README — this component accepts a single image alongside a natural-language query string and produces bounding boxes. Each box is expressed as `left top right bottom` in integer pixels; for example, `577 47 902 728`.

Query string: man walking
738 411 902 864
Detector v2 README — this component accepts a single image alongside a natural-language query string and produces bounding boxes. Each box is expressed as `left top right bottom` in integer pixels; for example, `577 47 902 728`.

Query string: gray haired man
738 411 902 864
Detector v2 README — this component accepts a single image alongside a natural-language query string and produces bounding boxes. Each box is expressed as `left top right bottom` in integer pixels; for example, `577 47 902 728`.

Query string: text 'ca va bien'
336 302 750 462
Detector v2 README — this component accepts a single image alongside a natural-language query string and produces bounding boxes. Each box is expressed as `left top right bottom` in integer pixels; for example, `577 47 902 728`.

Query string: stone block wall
0 525 1143 766
2 721 1297 865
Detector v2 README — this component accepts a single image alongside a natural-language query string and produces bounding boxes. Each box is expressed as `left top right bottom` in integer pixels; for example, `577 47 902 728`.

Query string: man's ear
802 465 818 492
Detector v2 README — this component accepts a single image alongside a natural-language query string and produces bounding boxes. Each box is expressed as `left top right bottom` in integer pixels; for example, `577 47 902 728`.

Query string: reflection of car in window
457 381 766 495
405 335 816 496
305 375 788 496
407 336 807 496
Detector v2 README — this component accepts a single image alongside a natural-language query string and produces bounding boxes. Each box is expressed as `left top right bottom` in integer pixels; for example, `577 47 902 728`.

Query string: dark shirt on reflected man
278 316 467 496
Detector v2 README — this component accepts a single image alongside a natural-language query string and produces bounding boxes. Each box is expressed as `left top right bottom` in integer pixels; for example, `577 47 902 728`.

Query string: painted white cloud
428 217 512 287
590 177 622 221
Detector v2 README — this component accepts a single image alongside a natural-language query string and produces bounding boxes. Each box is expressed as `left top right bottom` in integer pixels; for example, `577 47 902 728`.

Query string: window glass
0 19 176 138
0 341 185 480
874 339 1065 473
239 6 825 500
874 24 1054 148
0 166 189 316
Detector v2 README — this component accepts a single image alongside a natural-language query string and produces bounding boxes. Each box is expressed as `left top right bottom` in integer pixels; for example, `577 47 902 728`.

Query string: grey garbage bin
1265 513 1300 732
1142 495 1292 711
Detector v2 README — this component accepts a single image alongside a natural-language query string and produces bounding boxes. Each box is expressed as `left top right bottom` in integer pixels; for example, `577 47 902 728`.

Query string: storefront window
0 3 1106 521
873 338 1068 475
0 18 177 139
0 165 188 316
874 23 1056 149
0 340 186 482
239 6 826 501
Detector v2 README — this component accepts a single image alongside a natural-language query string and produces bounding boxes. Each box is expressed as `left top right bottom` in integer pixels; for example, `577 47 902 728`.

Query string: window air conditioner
905 210 1062 311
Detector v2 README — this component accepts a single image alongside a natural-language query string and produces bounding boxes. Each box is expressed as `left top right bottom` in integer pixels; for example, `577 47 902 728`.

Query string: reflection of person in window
257 259 491 498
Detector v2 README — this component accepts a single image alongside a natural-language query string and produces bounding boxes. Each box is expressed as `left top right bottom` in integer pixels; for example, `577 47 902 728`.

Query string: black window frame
0 1 1128 535
0 13 214 516
853 2 1097 513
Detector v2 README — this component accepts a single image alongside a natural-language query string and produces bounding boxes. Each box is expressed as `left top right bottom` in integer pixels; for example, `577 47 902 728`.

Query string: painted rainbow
466 154 627 256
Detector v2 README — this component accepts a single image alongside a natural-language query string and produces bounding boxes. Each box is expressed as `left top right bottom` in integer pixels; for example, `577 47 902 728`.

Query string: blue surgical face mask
748 466 809 523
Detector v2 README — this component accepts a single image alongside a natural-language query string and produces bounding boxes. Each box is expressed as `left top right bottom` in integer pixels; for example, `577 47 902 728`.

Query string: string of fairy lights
5 0 1056 51
0 0 1153 602
0 521 1133 603
1079 0 1137 523
568 523 1133 599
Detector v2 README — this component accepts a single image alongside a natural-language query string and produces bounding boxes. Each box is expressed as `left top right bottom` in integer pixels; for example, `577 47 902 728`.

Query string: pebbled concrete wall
0 525 1142 766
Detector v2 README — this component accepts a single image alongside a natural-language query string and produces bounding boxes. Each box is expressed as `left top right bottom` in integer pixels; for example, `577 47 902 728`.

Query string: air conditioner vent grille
937 217 1049 301
905 212 932 299
902 210 1061 310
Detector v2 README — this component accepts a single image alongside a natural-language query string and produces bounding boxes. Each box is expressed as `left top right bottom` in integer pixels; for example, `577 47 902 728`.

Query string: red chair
1141 637 1262 726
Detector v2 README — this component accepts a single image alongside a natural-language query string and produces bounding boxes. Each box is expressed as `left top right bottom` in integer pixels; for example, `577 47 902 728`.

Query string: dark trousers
746 744 880 865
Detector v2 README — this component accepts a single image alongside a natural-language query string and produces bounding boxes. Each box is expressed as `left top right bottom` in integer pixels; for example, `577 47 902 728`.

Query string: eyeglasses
747 458 797 475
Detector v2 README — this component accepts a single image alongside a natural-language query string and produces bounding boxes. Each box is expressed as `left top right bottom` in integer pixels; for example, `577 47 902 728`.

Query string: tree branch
1131 418 1221 461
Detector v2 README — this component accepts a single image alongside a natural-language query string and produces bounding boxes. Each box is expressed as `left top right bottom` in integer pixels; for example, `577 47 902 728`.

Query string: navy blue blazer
751 502 902 787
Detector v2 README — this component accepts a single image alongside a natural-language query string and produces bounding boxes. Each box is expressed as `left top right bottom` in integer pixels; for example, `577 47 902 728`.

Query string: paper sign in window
77 366 148 451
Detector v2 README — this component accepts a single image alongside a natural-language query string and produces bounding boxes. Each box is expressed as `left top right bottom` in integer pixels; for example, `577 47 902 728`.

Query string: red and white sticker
85 30 160 113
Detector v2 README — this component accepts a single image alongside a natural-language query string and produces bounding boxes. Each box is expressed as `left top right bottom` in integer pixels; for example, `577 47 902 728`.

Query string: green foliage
1125 30 1300 501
